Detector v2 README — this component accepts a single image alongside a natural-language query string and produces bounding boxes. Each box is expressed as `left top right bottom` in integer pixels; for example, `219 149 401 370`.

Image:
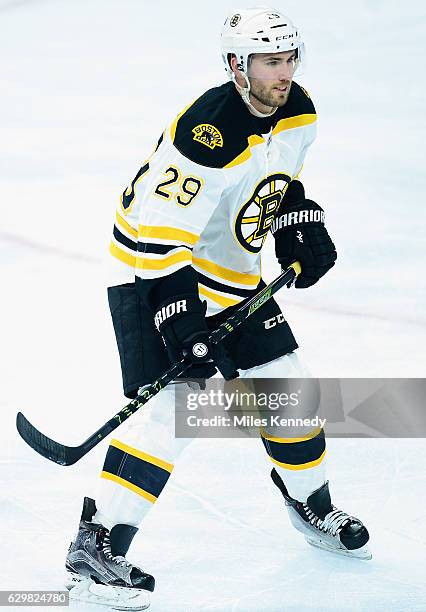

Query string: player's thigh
240 352 320 436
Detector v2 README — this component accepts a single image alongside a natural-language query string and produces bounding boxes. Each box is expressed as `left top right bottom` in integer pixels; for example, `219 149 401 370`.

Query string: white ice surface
1 1 426 610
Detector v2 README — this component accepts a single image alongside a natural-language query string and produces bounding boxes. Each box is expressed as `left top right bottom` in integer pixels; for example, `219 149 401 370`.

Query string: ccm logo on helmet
155 300 187 329
276 34 296 40
264 313 286 329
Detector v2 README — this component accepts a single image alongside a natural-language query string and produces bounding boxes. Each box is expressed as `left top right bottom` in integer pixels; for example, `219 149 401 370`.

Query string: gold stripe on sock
269 450 326 470
100 471 157 503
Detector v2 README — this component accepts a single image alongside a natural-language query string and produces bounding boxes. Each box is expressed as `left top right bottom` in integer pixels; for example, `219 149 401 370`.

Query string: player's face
247 51 297 112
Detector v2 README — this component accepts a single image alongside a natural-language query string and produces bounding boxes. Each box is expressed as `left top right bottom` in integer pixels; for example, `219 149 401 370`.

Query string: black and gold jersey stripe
195 271 255 299
138 242 191 255
113 225 137 252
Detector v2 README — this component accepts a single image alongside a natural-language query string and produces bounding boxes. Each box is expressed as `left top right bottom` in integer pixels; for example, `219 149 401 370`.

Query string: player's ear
229 54 239 75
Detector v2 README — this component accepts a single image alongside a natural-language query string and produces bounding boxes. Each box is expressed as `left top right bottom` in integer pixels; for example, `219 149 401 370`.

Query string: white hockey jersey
108 81 316 316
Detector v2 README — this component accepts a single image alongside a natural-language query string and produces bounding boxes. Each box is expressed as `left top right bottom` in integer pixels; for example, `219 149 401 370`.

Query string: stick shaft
16 262 300 465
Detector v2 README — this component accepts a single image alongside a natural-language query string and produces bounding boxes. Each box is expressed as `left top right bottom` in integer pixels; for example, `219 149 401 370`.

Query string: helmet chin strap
233 72 277 118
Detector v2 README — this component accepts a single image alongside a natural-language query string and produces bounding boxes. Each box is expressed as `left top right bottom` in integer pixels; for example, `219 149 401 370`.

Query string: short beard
250 80 292 109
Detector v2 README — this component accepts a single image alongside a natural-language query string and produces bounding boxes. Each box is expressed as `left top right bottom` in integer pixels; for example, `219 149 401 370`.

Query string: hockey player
65 7 370 610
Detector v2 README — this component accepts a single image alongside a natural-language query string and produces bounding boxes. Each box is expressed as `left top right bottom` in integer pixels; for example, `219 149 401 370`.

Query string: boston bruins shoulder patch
192 124 223 150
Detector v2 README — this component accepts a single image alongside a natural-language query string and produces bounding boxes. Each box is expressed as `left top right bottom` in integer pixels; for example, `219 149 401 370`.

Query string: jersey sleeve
134 133 226 283
108 87 236 303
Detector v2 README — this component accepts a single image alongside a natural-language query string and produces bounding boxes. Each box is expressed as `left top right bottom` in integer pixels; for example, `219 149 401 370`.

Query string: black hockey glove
154 294 238 381
271 181 337 288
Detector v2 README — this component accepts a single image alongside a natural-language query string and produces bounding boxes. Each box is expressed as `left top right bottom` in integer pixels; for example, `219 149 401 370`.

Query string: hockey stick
16 261 301 466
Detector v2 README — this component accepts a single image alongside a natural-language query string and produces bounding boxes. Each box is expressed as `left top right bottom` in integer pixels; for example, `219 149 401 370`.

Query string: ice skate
65 497 154 610
271 469 372 560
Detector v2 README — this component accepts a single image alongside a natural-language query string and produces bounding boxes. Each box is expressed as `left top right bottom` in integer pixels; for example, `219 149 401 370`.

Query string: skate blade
66 574 150 610
305 537 372 560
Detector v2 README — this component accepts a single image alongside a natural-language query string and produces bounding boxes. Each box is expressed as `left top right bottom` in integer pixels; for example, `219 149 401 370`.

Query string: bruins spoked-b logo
192 124 223 150
235 174 291 253
229 13 241 27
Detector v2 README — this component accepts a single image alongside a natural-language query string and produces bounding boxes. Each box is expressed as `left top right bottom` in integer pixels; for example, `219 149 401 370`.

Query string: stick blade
16 412 80 466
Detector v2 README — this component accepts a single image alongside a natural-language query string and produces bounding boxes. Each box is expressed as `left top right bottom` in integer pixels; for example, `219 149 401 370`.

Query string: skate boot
65 497 154 610
271 469 371 560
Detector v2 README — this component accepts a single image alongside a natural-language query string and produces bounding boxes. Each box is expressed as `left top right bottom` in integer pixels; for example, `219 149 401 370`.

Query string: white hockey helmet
221 7 305 79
